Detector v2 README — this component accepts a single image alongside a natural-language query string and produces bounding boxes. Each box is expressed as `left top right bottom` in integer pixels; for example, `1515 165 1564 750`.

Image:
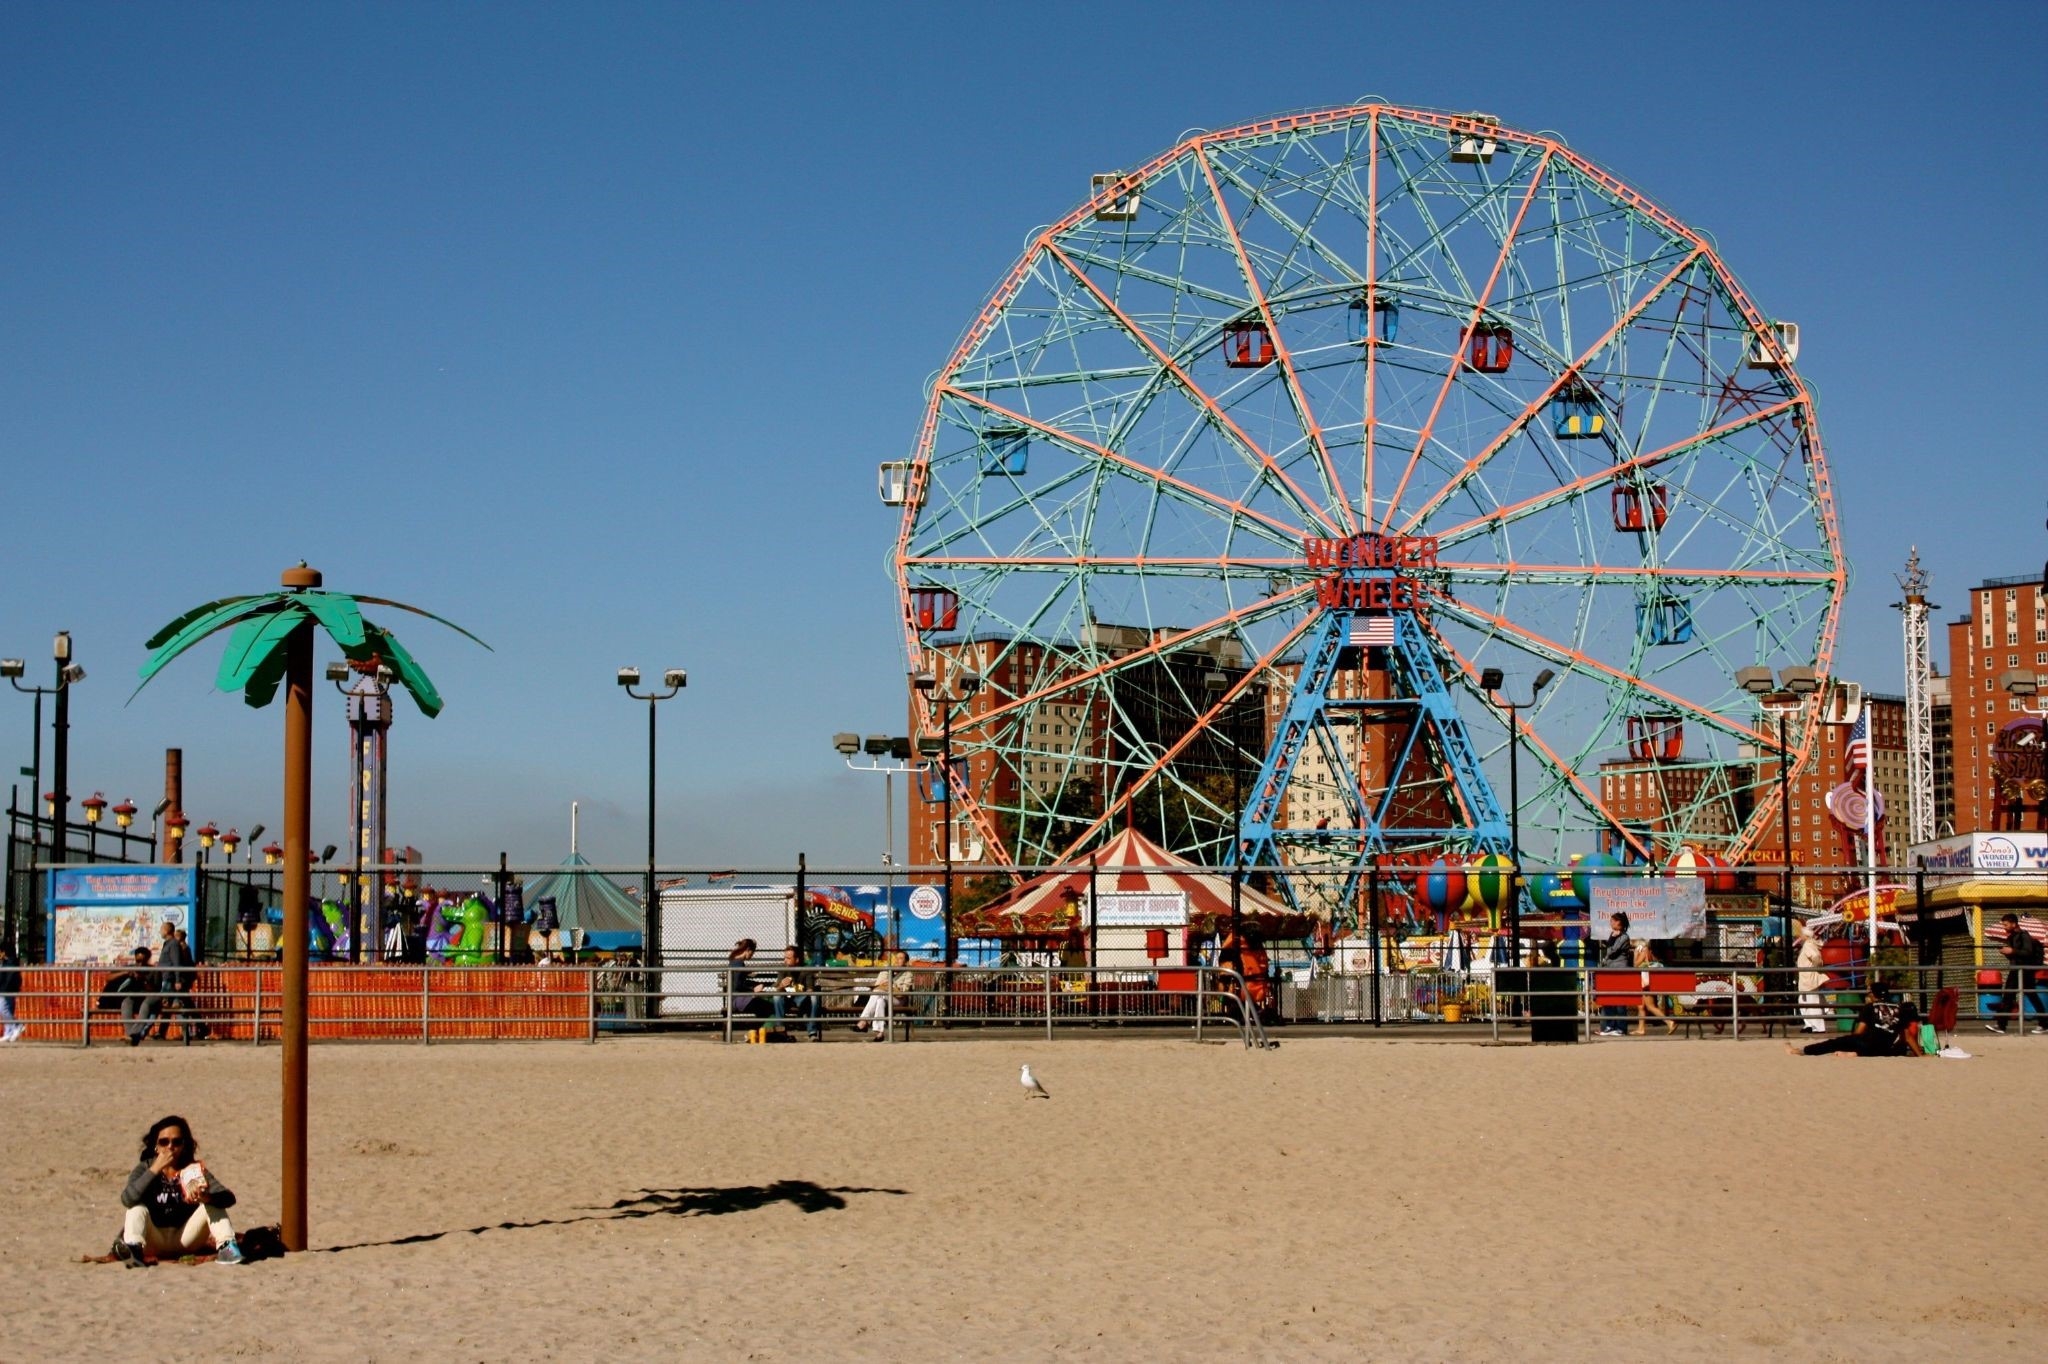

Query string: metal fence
0 962 1272 1049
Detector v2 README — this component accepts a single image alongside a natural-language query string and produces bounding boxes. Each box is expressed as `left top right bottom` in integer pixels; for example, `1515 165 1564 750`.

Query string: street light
619 666 687 975
1480 665 1555 966
1203 669 1246 940
2000 668 2046 717
4 636 85 957
912 668 981 971
82 792 106 859
832 732 923 953
1738 663 1820 976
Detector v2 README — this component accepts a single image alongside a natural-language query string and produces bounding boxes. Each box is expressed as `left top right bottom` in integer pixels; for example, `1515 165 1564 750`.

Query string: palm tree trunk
281 616 312 1250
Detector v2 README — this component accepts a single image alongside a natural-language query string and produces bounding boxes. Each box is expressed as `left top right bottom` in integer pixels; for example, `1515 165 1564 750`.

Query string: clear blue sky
2 1 2040 871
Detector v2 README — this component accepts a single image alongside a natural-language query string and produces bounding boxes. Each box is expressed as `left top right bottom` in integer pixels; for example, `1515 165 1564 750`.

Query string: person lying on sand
113 1115 248 1266
1786 979 1926 1058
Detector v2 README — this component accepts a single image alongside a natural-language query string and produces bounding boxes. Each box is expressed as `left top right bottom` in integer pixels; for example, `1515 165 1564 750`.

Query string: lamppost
912 668 982 971
1203 670 1246 937
113 799 137 861
3 637 85 957
618 666 686 975
81 792 106 860
194 823 218 948
1480 666 1554 967
2000 668 2047 718
832 732 923 953
1737 665 1820 977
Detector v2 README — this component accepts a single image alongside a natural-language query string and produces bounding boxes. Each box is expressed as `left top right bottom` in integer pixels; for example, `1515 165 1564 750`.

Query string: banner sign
47 865 197 964
1907 831 2048 872
1089 891 1188 928
1588 875 1705 940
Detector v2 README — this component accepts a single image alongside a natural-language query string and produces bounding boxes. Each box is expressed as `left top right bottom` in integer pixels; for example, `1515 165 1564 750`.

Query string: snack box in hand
178 1162 209 1198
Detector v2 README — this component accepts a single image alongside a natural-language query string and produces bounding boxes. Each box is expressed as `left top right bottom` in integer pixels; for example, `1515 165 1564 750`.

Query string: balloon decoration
1666 845 1738 893
1570 851 1621 906
1466 853 1515 927
1527 869 1579 911
1418 860 1468 922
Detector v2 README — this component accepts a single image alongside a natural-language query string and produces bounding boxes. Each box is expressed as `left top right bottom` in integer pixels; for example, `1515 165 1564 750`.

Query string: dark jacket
121 1161 236 1228
1598 932 1634 968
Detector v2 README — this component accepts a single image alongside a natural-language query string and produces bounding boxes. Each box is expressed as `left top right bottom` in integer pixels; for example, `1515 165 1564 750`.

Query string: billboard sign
46 866 198 964
1908 832 2048 872
1588 875 1706 940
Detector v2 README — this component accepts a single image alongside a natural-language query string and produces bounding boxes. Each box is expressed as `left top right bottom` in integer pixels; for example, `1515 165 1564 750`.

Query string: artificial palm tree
138 563 484 1250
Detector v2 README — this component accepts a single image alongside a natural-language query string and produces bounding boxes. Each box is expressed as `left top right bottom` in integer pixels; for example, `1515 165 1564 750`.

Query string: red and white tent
957 826 1314 938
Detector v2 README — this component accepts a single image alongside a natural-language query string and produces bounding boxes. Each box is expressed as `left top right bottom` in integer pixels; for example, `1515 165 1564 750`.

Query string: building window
2011 654 2021 667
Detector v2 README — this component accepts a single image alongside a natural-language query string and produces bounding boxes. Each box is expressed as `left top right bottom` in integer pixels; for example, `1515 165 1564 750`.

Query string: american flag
1349 616 1396 648
1842 703 1869 779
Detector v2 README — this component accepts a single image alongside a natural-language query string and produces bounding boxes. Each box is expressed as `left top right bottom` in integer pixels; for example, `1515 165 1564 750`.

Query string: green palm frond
216 607 309 695
134 595 285 699
348 624 443 717
144 595 268 651
241 638 294 708
348 595 492 651
142 577 482 714
297 592 368 651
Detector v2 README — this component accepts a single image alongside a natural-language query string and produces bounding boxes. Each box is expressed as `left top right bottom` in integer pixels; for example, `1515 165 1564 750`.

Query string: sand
1 1032 2042 1362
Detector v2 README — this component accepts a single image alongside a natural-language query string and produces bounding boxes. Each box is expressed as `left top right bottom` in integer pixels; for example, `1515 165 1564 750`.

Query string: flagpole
1862 701 1878 952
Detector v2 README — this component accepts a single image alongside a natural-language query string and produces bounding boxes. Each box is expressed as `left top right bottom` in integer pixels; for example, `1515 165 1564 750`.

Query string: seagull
1020 1064 1050 1099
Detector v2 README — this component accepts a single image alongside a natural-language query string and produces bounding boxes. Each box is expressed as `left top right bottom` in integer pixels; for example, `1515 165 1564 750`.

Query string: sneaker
112 1239 148 1268
2031 1026 2048 1036
1598 1027 1624 1037
214 1240 246 1265
1985 1023 2009 1035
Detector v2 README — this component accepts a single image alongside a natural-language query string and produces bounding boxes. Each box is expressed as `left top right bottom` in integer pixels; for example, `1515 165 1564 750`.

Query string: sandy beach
1 1033 2041 1362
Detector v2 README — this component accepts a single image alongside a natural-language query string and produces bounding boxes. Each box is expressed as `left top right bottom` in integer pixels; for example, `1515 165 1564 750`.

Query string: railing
1 962 1271 1050
712 963 1270 1050
4 957 2033 1050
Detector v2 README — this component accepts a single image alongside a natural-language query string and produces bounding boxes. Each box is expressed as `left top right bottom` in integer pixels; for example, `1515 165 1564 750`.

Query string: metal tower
1895 549 1935 848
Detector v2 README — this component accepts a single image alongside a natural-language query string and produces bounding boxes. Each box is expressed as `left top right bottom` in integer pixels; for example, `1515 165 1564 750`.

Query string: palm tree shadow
317 1181 907 1254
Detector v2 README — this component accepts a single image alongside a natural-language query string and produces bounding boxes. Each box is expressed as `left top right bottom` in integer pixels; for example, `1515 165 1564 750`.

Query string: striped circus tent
957 826 1312 938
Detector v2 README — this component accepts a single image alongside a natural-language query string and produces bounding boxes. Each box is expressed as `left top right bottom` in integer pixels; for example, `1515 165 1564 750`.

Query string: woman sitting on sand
114 1115 247 1266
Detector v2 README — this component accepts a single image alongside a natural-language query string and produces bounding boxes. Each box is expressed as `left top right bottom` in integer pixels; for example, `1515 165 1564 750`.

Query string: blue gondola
981 427 1028 476
1552 386 1605 439
1346 296 1399 344
1636 597 1693 646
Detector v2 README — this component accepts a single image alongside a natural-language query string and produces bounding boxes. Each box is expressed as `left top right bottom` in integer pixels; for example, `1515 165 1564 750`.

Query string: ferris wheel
885 101 1844 905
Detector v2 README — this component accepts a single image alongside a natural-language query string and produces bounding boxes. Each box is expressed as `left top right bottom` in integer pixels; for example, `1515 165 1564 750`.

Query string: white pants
123 1201 235 1257
0 995 21 1042
1798 990 1828 1032
858 991 892 1033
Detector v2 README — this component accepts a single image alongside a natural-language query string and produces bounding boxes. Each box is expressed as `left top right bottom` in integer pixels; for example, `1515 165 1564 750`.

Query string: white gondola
1746 320 1800 370
1091 172 1141 222
878 460 914 507
1448 114 1500 164
1821 679 1863 727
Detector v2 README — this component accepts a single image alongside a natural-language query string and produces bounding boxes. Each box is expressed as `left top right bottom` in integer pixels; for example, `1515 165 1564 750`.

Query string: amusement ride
884 101 1846 921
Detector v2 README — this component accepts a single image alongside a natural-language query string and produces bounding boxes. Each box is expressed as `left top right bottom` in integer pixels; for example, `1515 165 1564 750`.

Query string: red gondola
1463 323 1512 374
1611 482 1670 532
1224 322 1275 368
1626 713 1684 763
909 587 959 632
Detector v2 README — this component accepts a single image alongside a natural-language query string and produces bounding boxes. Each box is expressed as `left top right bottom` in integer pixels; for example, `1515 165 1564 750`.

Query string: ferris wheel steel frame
891 101 1846 905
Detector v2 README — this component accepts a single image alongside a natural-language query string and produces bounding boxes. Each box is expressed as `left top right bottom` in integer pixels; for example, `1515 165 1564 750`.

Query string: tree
137 563 484 1250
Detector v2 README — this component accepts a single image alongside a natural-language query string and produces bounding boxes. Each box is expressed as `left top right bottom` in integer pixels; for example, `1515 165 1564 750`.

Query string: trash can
1498 968 1579 1043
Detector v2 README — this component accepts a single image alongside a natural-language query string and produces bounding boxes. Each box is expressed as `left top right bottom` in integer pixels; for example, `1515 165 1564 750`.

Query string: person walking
1795 921 1830 1034
1597 913 1633 1036
1986 914 2048 1035
0 943 24 1043
152 919 205 1042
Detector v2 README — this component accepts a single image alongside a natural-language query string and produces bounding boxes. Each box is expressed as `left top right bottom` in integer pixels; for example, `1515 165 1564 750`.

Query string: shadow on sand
316 1180 907 1254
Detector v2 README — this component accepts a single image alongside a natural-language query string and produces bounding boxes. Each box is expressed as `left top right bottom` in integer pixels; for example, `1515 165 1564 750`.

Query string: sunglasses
155 1136 187 1148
